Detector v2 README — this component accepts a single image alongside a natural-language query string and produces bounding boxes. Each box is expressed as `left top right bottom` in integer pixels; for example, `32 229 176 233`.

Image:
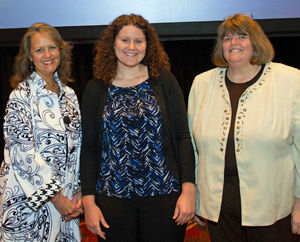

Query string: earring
30 61 34 73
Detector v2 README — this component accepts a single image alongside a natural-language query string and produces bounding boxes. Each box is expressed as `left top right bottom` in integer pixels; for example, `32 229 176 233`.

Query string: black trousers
95 191 187 242
207 176 298 242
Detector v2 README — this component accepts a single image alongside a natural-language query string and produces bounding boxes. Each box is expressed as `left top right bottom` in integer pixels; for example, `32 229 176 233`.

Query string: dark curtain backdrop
1 36 300 160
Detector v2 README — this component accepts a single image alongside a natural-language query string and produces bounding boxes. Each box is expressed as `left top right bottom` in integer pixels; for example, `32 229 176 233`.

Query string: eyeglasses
223 13 254 21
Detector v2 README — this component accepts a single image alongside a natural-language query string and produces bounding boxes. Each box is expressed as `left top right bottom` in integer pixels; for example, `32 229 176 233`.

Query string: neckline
225 64 265 86
111 78 149 89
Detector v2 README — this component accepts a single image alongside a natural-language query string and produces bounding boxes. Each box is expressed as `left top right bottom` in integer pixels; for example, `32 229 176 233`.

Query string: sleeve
65 86 82 194
80 80 101 196
164 71 195 184
292 69 300 198
3 84 62 211
187 76 200 185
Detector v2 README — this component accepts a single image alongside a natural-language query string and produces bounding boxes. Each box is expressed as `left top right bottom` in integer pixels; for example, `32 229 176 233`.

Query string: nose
128 41 136 49
44 49 51 57
231 38 238 44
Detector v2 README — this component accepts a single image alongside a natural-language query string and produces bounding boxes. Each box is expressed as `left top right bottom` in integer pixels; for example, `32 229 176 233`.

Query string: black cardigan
80 69 195 196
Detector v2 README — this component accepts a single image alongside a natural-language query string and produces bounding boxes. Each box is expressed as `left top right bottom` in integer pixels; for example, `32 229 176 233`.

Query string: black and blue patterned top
96 79 180 198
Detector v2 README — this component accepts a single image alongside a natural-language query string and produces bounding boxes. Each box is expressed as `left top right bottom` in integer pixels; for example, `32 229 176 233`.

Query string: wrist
181 182 195 194
51 193 61 206
82 195 96 207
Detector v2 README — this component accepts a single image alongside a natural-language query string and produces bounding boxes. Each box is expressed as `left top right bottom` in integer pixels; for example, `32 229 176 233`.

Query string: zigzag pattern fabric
96 80 180 198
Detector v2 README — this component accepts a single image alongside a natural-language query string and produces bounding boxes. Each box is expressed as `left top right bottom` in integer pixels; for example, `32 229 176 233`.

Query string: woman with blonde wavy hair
0 22 82 241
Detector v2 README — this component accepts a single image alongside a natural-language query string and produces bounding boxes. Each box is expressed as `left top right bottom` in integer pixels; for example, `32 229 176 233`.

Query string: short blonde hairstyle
212 13 274 67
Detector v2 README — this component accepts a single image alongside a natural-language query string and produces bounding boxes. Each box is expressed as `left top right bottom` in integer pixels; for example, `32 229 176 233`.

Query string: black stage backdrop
1 36 300 161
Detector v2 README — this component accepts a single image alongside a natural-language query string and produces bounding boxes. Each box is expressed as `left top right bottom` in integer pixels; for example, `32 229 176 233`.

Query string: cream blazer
188 62 300 226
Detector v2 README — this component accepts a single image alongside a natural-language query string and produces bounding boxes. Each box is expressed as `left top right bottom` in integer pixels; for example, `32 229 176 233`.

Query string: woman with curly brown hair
80 14 195 242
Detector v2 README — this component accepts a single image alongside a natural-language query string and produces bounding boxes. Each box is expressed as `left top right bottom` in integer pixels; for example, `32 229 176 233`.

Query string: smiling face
30 32 60 81
222 32 253 67
114 25 147 70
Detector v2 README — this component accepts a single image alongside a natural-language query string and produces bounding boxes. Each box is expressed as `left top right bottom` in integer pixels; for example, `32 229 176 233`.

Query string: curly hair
212 13 274 67
93 14 170 85
10 22 73 88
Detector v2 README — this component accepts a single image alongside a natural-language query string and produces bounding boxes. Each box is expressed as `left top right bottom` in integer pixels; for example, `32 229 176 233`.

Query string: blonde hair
10 22 73 88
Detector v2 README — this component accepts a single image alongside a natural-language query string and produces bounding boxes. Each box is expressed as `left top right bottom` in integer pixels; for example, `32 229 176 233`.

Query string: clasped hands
51 191 83 222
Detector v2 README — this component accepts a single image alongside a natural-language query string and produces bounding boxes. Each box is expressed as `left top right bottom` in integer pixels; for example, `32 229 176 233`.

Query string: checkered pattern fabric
25 178 62 211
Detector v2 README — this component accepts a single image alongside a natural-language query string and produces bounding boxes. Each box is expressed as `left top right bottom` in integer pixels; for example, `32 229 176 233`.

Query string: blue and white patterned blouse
0 72 81 241
96 80 180 198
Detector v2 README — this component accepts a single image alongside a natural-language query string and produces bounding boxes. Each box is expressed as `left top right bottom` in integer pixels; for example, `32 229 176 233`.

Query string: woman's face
222 32 253 67
114 24 147 69
30 32 60 80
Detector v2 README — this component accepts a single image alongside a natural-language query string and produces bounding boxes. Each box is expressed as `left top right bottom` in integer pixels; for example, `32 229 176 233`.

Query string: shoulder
62 85 79 101
263 63 300 101
269 62 300 77
269 62 299 71
63 84 75 93
158 69 176 81
151 69 177 88
158 69 175 78
6 80 32 112
191 67 222 90
9 79 31 98
194 67 222 82
85 78 107 92
82 78 108 106
267 62 300 86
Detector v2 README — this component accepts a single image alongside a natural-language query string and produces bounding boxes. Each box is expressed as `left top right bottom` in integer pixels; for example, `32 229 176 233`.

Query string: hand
194 214 207 226
173 182 195 225
65 191 83 222
292 197 300 234
83 195 110 240
51 193 83 220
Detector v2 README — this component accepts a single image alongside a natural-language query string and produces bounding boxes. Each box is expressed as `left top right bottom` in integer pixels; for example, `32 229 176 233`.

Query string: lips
125 52 137 56
43 60 54 65
230 49 242 53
